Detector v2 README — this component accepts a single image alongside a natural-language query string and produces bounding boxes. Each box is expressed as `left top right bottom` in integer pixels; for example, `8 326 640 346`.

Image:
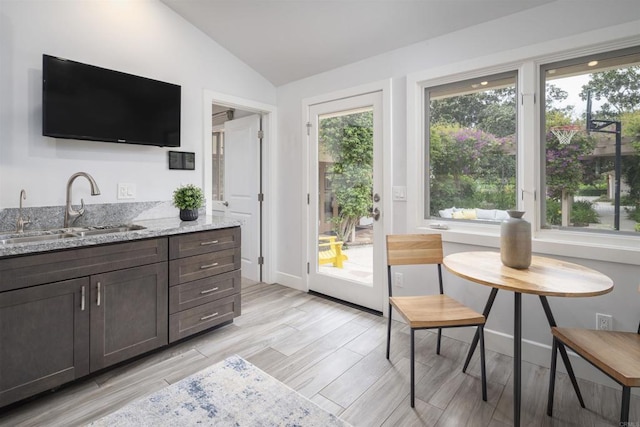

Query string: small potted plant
172 184 204 221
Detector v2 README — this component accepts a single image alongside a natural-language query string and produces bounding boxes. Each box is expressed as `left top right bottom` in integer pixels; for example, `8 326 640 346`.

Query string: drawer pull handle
200 240 219 246
200 287 220 295
200 262 219 270
97 282 101 306
200 312 219 321
81 286 86 311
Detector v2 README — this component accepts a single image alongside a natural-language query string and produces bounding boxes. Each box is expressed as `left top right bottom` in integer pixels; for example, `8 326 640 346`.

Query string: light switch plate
117 183 136 200
392 186 407 201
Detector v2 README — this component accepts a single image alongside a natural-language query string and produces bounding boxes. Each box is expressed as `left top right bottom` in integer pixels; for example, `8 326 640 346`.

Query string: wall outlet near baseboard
596 313 612 331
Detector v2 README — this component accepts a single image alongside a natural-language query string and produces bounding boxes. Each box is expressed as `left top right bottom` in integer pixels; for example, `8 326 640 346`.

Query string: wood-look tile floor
0 281 637 426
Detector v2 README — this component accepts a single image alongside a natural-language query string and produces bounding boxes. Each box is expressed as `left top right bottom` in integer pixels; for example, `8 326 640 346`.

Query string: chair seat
552 327 640 387
390 294 485 328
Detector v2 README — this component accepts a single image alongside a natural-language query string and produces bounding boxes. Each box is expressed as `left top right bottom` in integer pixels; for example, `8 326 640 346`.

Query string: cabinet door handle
200 312 219 321
200 262 219 270
97 282 101 306
200 240 219 246
81 286 86 311
200 287 220 295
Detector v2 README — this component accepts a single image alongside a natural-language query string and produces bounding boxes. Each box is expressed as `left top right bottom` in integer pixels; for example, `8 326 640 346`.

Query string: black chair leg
479 325 487 401
547 337 558 416
411 328 415 408
386 304 392 360
437 328 442 355
557 342 586 408
621 386 630 424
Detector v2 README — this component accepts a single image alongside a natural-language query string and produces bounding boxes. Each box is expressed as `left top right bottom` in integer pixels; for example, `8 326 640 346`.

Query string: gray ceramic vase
500 210 531 269
179 209 199 221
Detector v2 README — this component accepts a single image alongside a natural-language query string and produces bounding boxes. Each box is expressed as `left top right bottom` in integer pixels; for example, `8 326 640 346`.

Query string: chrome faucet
16 189 31 233
64 172 101 228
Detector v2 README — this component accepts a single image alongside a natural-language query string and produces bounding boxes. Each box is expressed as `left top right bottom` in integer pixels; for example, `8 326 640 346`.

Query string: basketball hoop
551 125 581 145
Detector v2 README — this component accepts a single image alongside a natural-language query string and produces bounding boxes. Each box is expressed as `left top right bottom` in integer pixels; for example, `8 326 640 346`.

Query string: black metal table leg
621 386 630 423
514 292 522 427
463 287 499 373
411 328 415 408
547 337 559 416
539 296 585 408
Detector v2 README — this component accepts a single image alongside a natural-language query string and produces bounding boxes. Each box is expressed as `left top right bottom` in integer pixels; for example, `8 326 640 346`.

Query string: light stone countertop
0 215 241 258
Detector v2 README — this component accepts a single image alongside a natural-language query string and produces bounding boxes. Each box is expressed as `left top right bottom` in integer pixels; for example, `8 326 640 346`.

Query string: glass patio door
308 91 384 312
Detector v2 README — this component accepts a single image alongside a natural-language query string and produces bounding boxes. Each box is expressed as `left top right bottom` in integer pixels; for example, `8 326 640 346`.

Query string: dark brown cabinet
0 226 241 408
0 238 168 408
90 262 168 371
168 227 241 342
0 277 90 406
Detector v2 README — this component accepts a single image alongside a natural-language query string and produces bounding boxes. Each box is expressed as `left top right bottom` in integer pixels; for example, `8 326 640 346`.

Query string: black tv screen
42 54 181 147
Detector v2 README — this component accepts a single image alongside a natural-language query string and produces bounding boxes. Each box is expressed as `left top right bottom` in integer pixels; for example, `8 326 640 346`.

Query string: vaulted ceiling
161 0 554 86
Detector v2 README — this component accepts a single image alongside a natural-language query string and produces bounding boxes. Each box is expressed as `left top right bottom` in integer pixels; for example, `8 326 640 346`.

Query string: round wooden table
443 251 613 427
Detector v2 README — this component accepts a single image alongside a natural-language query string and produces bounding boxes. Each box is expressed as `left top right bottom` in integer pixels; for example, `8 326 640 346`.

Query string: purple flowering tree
429 124 516 215
545 132 595 200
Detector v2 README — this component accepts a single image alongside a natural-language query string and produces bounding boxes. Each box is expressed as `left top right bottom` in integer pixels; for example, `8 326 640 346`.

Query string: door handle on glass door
372 207 380 221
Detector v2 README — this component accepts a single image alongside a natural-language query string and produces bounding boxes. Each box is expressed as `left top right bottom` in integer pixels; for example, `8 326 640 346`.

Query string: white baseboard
273 271 305 291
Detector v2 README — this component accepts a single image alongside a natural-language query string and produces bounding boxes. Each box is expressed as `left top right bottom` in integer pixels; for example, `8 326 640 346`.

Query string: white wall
274 1 640 383
0 0 275 208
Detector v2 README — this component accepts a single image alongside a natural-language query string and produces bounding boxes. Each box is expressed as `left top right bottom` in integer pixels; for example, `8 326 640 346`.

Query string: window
541 46 640 233
211 130 225 201
425 71 518 222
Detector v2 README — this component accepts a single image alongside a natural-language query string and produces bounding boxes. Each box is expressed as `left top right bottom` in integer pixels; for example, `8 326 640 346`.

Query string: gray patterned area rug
89 354 350 427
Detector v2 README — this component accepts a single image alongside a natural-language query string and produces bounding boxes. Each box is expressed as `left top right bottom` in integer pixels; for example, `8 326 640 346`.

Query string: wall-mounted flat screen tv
42 54 181 147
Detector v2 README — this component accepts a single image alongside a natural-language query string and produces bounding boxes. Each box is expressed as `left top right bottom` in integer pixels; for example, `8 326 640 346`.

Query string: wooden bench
318 236 348 268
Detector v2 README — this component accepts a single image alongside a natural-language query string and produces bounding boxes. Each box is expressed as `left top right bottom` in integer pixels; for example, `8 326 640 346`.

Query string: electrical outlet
394 272 403 287
596 313 612 331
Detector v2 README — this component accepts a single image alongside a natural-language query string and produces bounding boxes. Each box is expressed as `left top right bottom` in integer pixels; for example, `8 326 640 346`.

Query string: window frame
539 45 640 235
423 70 520 223
406 35 640 265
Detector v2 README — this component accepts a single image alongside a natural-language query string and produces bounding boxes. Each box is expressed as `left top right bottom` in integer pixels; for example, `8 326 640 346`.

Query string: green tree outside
319 110 373 242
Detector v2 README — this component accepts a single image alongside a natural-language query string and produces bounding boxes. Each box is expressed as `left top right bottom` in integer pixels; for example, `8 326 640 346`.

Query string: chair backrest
386 234 443 266
386 234 444 297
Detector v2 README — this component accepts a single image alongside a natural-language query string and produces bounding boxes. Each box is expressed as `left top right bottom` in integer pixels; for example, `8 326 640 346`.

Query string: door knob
372 207 380 221
222 201 229 207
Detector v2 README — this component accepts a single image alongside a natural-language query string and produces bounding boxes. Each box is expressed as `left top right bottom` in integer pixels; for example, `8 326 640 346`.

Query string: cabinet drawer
169 294 241 343
169 269 240 314
169 227 240 259
169 247 240 286
0 238 168 292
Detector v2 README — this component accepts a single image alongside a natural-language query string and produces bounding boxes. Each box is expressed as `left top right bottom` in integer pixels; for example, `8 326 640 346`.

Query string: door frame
302 79 393 313
203 90 277 284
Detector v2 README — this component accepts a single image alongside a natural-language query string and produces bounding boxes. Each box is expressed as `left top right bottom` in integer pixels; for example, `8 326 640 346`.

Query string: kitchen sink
73 224 146 237
0 224 146 245
0 233 79 245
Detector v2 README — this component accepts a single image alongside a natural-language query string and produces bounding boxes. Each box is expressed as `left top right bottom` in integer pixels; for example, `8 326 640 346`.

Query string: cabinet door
90 262 168 371
0 277 90 407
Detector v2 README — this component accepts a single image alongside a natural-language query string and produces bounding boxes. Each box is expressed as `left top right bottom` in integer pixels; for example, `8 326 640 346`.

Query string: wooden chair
318 235 348 268
385 234 487 407
547 288 640 424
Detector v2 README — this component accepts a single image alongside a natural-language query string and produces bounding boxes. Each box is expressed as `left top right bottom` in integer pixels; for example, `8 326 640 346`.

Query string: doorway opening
203 91 275 285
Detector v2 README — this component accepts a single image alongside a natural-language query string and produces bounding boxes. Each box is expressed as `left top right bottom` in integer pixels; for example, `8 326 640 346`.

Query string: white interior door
223 114 261 282
308 91 384 312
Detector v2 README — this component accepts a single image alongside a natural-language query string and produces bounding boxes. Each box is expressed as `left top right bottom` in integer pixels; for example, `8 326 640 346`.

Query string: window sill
423 221 640 265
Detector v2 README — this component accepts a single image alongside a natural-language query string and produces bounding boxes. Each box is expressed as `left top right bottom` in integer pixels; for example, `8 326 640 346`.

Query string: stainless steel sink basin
74 224 146 237
0 233 79 245
0 224 146 245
